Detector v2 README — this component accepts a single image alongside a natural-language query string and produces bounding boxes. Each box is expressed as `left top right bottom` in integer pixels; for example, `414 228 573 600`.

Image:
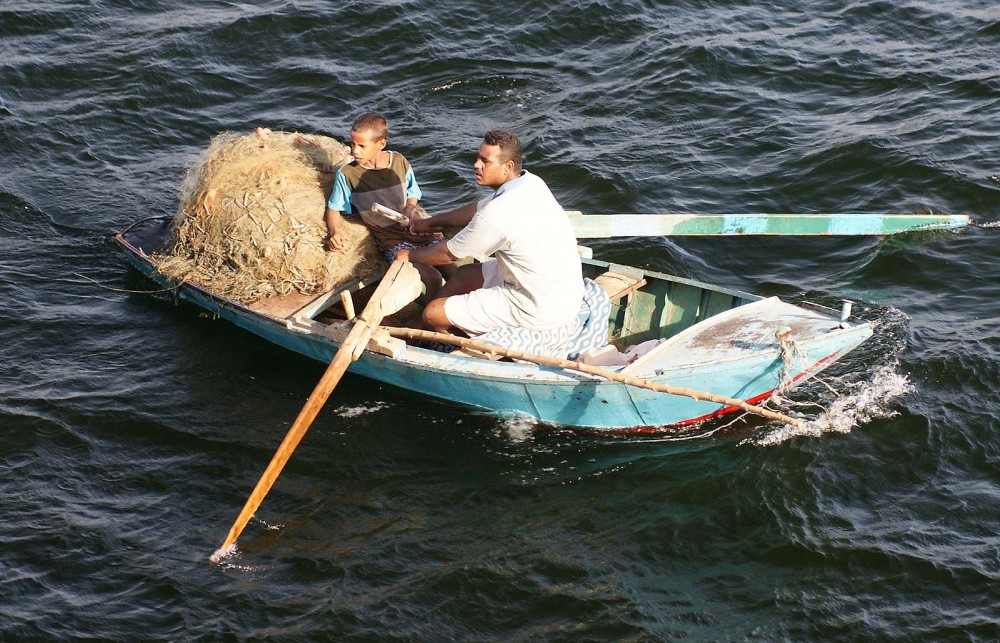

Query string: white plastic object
371 203 410 225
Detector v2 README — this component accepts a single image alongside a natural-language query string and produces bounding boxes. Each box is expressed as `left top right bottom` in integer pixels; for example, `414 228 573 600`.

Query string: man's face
474 143 511 189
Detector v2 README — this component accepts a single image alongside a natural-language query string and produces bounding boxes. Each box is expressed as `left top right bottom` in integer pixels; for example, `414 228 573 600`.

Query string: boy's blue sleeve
404 166 422 201
326 170 353 214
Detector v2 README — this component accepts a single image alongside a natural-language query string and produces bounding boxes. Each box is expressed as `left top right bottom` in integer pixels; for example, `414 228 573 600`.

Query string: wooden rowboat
115 216 873 430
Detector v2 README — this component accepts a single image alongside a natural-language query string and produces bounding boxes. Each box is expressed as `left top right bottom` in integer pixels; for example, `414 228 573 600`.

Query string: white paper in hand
370 203 410 226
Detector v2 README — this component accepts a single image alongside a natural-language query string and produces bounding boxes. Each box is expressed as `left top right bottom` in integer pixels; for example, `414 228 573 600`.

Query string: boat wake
747 363 912 446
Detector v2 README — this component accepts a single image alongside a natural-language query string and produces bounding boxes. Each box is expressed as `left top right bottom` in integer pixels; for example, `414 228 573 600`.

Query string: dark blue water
2 1 998 639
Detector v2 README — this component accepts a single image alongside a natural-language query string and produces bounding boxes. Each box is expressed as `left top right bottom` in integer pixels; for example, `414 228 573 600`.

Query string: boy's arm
324 208 347 251
325 170 352 251
401 163 422 221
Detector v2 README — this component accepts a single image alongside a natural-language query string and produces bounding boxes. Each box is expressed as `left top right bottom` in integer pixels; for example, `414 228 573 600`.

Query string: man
397 130 584 337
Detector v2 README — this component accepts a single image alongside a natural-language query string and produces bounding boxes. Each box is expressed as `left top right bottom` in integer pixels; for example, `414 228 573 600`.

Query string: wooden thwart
322 323 404 358
594 271 646 302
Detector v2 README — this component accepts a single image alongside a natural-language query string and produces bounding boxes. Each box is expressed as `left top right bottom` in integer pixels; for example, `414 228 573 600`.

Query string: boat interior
121 217 760 357
240 257 762 362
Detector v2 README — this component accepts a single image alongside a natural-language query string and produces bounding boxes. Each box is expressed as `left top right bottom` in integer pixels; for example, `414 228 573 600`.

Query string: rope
774 327 807 393
74 272 180 295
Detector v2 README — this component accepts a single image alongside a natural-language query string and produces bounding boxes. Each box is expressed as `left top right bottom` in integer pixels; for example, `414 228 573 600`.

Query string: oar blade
567 212 971 238
374 262 423 318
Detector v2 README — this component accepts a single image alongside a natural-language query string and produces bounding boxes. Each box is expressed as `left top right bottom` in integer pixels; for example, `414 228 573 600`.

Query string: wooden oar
386 327 804 428
566 211 971 238
210 260 423 562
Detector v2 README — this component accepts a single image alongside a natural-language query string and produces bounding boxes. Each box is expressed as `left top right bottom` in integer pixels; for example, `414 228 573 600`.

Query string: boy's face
350 129 386 167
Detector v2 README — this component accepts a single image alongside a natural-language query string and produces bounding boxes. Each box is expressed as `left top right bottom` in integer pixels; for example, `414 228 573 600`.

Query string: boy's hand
403 203 429 219
325 232 346 251
324 209 347 249
394 204 413 230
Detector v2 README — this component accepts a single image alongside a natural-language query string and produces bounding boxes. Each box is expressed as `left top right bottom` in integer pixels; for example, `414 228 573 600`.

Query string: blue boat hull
115 219 872 430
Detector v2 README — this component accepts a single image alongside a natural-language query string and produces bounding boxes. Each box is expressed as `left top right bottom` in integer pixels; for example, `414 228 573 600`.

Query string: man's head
474 130 523 189
350 113 389 167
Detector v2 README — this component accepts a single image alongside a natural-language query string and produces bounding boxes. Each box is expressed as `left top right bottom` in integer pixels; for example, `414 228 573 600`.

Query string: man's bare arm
409 202 478 235
397 242 458 266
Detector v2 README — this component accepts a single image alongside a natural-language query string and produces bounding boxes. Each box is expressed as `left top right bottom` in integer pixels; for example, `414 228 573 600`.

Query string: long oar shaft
387 327 803 428
211 321 369 561
211 261 422 562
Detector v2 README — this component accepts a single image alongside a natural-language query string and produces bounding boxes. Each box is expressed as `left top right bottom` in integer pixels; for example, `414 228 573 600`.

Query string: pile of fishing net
155 128 386 303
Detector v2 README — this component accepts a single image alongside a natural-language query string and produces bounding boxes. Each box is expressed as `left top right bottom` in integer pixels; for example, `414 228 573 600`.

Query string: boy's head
351 113 388 143
350 113 389 167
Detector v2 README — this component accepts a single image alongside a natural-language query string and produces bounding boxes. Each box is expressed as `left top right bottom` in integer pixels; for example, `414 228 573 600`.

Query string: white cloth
443 261 521 336
446 171 583 330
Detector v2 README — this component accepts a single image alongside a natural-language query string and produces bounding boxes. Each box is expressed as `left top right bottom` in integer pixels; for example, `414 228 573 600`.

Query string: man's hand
395 248 411 262
408 217 437 236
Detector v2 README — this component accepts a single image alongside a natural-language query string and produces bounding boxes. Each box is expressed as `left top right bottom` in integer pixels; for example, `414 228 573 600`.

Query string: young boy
324 113 454 299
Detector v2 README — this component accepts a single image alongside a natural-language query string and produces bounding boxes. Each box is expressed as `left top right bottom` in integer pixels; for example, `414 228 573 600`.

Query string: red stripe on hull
582 349 846 435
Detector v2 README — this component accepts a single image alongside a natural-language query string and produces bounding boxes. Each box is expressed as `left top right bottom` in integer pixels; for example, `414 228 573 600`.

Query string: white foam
497 414 537 443
208 518 283 568
209 543 237 564
748 364 912 446
208 545 266 573
337 402 389 418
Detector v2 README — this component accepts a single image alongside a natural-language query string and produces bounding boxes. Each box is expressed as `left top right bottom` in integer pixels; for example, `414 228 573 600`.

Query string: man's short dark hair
483 130 523 173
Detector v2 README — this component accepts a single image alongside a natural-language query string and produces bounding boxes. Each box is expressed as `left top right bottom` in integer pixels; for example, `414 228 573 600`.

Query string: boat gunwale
113 220 607 384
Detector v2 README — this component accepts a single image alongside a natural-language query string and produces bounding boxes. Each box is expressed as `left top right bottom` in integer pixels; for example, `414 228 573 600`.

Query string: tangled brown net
154 128 387 303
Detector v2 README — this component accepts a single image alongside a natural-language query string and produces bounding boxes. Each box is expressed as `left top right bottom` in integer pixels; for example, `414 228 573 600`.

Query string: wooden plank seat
594 271 646 303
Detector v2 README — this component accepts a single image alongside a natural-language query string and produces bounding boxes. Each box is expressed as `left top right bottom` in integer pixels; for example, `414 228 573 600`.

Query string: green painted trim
567 212 971 238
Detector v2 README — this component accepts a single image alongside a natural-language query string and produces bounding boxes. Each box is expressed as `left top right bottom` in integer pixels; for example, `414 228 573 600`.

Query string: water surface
1 0 998 639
